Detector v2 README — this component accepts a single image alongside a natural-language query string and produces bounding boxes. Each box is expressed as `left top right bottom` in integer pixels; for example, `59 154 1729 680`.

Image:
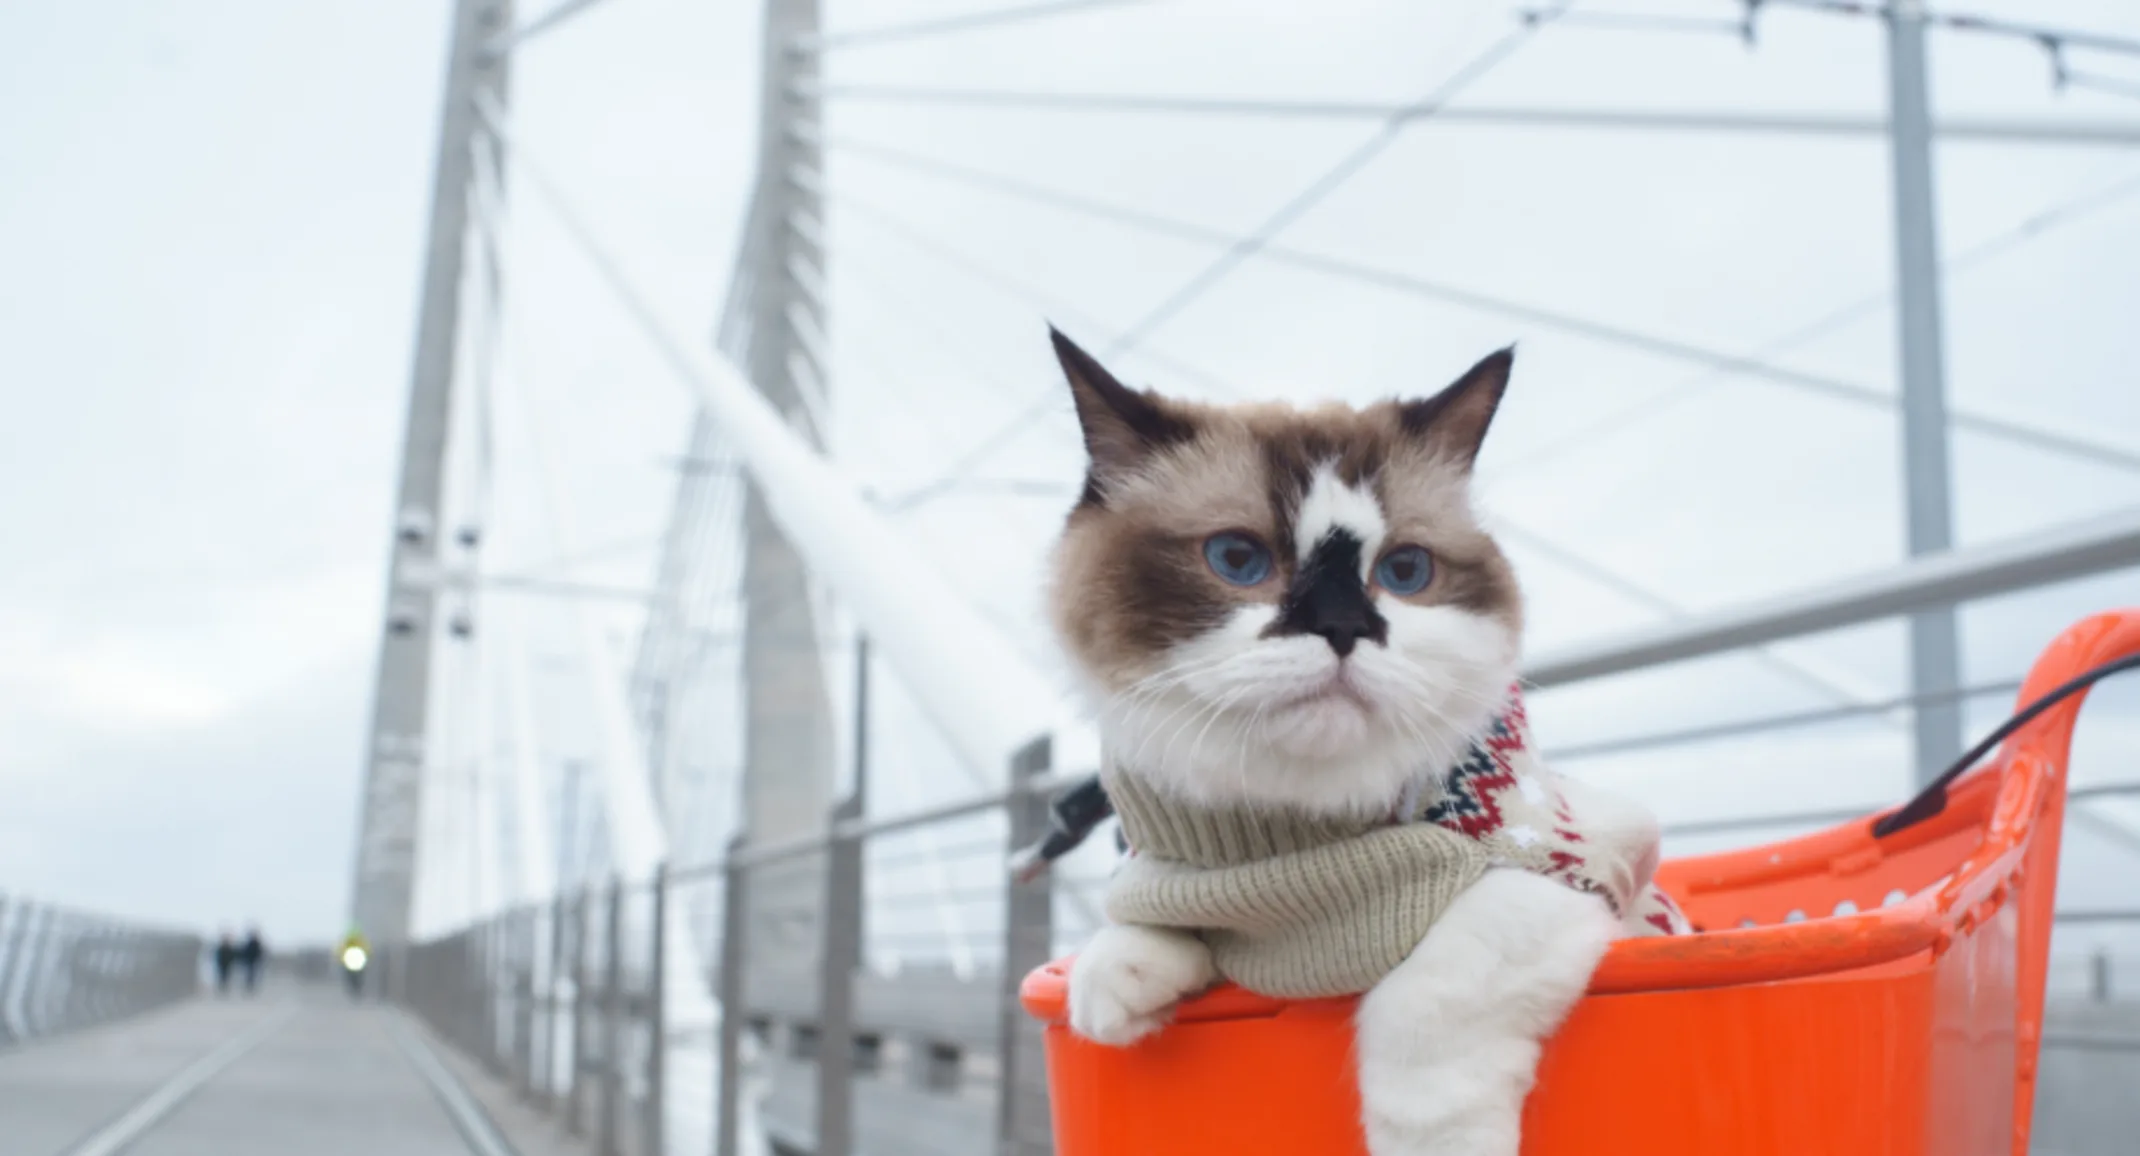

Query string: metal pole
1885 0 1963 785
0 898 23 1046
996 736 1055 1156
643 866 668 1156
600 878 625 1156
483 918 505 1075
567 892 590 1136
21 910 62 1038
350 0 515 973
715 838 750 1156
54 921 84 1032
516 906 537 1100
816 793 864 1156
810 634 871 1155
2092 948 2113 1003
544 892 567 1109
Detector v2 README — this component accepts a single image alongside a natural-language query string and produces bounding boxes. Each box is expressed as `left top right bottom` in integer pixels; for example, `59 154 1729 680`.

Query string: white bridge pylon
476 98 1071 783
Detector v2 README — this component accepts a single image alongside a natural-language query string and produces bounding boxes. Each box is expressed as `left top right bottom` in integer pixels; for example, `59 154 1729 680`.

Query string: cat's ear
1398 346 1513 469
1050 326 1195 501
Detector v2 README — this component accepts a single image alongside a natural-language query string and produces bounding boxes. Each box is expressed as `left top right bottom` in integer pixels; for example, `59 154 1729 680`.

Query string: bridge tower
349 0 514 978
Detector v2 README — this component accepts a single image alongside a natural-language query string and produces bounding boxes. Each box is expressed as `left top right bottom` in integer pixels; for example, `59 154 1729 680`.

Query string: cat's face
1045 330 1522 816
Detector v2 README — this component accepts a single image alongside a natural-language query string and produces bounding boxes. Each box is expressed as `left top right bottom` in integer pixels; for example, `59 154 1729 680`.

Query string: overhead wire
796 0 1151 54
819 133 2140 477
1754 0 2140 60
483 0 618 58
2068 69 2140 104
821 153 2137 722
799 83 2140 146
1109 2 1577 354
1521 8 1750 37
829 191 1242 400
872 2 1578 509
825 169 1890 712
1490 162 2140 476
1492 517 1887 709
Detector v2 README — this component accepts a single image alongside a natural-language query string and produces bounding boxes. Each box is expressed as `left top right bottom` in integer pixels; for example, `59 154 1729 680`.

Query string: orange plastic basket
1022 610 2140 1156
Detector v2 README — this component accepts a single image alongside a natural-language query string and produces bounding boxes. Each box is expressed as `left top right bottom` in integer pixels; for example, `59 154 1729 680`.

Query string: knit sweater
1103 687 1688 1000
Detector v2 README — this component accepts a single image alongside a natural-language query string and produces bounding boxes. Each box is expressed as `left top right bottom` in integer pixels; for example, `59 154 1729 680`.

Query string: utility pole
739 0 837 981
1885 0 1964 784
350 0 514 975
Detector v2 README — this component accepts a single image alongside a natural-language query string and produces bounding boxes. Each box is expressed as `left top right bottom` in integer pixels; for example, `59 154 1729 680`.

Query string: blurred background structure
2 1 2139 1154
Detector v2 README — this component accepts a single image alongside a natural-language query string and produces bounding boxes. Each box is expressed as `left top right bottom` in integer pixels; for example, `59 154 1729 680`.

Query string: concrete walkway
0 986 585 1156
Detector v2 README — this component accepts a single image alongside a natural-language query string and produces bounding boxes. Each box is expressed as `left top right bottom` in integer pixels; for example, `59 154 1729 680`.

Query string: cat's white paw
1356 868 1618 1156
1068 924 1216 1047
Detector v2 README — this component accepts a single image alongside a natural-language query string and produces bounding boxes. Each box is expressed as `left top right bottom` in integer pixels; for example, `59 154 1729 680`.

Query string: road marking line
387 1012 521 1156
60 1005 296 1156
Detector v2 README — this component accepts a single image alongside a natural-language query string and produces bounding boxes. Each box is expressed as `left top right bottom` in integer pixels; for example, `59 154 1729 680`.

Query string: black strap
1874 652 2140 838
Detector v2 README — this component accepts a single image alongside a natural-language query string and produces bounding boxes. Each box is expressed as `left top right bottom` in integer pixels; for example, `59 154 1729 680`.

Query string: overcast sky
3 0 2137 952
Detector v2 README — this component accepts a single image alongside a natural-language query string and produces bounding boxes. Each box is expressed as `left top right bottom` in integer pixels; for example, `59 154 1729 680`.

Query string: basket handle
1874 652 2140 838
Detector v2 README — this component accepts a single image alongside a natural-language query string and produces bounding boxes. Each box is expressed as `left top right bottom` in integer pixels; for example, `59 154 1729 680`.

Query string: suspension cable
796 0 1150 54
821 135 2140 485
871 2 1575 511
1489 164 2140 476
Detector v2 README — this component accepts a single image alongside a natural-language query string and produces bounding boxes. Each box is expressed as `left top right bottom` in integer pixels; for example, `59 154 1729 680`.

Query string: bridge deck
4 985 2135 1155
0 987 579 1156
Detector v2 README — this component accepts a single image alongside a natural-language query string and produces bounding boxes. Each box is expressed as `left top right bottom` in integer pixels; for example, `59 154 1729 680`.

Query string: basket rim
1023 609 2140 1024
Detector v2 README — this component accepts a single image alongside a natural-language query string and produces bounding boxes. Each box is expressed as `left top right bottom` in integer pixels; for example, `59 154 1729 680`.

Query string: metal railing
402 738 1063 1156
0 893 201 1047
404 874 671 1156
401 515 2140 1156
404 738 2140 1156
2049 943 2140 1006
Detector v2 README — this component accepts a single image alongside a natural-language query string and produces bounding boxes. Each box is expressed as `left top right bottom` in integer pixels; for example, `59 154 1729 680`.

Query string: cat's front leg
1068 923 1217 1046
1355 868 1616 1156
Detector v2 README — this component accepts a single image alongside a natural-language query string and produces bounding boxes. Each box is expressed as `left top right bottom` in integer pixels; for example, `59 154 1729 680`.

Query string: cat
1043 327 1673 1156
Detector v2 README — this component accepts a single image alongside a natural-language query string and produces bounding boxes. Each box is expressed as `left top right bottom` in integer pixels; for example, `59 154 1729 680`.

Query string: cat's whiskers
1183 680 1264 784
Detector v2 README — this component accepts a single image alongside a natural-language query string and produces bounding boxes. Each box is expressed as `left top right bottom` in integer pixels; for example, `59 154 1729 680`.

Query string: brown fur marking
1048 342 1524 687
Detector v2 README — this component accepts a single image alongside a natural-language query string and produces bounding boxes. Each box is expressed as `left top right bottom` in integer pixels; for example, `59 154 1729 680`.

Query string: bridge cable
798 0 1154 54
817 135 2140 493
872 3 1576 512
1488 162 2140 476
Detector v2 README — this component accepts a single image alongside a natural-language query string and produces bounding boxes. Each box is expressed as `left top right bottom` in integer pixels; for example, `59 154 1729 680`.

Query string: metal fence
400 523 2140 1156
404 874 671 1156
0 893 201 1047
400 762 2140 1156
2047 946 2140 1005
399 738 1063 1156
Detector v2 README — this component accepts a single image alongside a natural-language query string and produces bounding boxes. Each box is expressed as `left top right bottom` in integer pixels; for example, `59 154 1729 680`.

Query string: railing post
997 736 1055 1156
515 905 538 1101
2092 947 2113 1003
644 864 668 1156
54 920 83 1031
108 929 135 1019
817 795 864 1156
567 892 590 1136
461 931 480 1052
0 897 24 1047
716 837 750 1156
600 877 625 1156
24 910 64 1038
543 891 566 1110
69 923 103 1028
481 920 500 1074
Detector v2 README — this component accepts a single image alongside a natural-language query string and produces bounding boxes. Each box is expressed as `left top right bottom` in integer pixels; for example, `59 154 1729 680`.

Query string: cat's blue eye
1374 545 1433 595
1203 532 1273 586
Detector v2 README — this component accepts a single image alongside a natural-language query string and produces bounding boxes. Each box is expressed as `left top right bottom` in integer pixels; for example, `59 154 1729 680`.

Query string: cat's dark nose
1274 530 1388 656
1310 612 1377 657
